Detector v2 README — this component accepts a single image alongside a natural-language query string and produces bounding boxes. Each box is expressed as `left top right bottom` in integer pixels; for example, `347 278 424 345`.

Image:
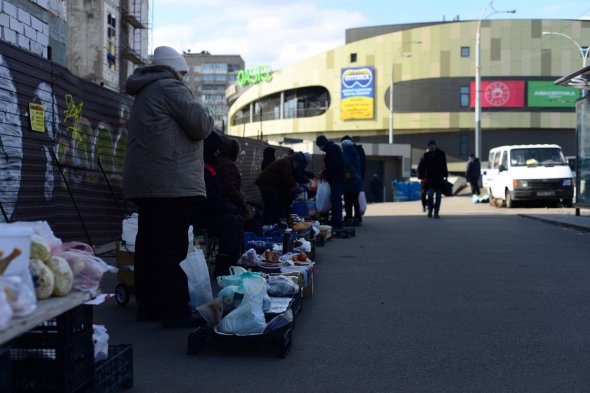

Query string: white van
482 144 574 207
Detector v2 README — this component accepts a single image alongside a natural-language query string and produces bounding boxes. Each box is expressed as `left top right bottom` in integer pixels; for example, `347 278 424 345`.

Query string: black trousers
344 191 360 219
469 180 480 195
134 197 198 320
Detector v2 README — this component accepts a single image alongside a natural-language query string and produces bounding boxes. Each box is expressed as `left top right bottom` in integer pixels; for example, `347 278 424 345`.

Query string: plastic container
0 224 33 275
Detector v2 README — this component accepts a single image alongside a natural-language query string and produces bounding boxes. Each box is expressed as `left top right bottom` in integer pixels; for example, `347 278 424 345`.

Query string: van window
493 151 501 169
488 151 495 168
510 147 567 167
501 151 508 169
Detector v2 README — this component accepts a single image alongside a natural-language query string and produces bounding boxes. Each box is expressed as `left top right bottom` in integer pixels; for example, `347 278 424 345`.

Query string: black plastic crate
0 345 11 393
95 344 134 393
10 305 95 393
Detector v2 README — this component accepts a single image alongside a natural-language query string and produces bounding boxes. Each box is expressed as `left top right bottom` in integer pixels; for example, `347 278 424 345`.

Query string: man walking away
421 140 448 219
465 153 481 197
316 135 345 228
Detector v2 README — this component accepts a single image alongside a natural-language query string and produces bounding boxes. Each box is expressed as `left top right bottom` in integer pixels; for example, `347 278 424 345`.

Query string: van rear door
483 150 500 192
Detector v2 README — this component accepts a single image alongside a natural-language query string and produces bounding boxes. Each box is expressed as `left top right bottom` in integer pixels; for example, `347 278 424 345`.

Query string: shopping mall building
227 19 590 192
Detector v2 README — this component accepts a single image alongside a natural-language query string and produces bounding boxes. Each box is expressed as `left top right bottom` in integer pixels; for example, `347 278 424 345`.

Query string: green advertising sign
528 81 579 107
236 65 272 87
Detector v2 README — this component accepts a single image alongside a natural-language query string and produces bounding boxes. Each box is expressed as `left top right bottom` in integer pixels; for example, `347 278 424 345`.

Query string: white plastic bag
93 324 109 362
1 275 36 317
180 246 213 308
315 180 331 213
52 242 117 296
358 191 367 216
121 213 138 252
267 275 299 297
0 280 14 330
217 276 267 335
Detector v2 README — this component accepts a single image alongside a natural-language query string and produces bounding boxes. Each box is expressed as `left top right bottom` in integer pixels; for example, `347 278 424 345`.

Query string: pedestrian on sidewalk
465 153 481 197
369 174 382 203
124 46 214 325
341 138 362 225
421 140 448 219
316 135 345 228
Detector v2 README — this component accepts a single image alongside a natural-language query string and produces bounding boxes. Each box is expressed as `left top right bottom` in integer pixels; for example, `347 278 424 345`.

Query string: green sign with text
237 65 272 87
528 81 579 107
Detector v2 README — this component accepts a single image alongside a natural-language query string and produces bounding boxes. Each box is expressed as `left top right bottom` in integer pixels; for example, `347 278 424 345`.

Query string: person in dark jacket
192 131 242 277
215 137 255 221
124 46 214 325
465 153 481 196
341 139 362 225
341 135 366 181
421 140 448 219
369 174 382 203
255 152 308 224
261 146 276 171
316 135 345 228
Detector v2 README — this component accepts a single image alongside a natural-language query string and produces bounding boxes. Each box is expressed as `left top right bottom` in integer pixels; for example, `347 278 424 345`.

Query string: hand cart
114 242 135 306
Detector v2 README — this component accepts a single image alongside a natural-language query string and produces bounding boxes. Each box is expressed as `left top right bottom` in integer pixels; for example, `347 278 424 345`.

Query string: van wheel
489 190 495 206
562 199 573 208
505 190 515 208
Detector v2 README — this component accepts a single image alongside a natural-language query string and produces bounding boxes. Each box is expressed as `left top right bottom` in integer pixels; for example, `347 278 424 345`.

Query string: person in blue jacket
316 135 345 228
341 139 363 226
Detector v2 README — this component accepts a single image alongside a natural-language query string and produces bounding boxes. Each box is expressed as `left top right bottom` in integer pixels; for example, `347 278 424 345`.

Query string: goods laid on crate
188 243 313 358
0 221 132 393
0 221 116 332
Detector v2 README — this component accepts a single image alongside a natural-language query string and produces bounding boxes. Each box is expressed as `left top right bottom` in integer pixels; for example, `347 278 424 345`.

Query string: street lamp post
542 31 590 70
475 1 516 160
389 41 421 144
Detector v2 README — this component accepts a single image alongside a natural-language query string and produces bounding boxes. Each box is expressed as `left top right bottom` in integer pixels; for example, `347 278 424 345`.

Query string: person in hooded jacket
215 137 255 221
192 130 243 277
124 46 214 326
261 146 276 171
341 139 362 226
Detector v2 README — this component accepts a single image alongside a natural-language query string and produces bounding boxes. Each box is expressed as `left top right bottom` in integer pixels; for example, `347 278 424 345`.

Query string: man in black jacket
465 153 481 196
316 135 345 228
421 140 448 219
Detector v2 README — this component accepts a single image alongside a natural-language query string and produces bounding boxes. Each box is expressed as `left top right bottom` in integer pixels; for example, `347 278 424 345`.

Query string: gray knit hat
152 46 189 74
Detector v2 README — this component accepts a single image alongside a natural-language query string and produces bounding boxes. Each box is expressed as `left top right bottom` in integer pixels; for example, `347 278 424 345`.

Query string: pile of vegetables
29 234 73 300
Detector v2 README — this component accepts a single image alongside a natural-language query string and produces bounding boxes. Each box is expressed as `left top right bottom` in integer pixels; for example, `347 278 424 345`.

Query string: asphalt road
95 197 590 393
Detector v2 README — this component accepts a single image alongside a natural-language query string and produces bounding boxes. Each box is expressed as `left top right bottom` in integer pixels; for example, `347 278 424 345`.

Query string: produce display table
0 291 93 346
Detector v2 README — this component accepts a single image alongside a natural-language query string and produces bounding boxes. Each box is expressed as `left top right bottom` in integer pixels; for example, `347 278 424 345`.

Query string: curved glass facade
231 86 330 125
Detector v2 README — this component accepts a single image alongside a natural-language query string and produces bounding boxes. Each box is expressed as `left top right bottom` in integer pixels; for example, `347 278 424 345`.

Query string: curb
519 214 590 233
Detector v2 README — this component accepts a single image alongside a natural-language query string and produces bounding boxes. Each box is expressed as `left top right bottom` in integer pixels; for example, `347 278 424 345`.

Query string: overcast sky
151 0 590 70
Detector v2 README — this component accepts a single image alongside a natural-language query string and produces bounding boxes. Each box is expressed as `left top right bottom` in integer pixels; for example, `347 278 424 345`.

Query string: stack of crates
10 305 95 393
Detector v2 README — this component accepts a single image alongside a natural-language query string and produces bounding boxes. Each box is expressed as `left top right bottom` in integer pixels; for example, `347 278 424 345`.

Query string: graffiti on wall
0 45 130 224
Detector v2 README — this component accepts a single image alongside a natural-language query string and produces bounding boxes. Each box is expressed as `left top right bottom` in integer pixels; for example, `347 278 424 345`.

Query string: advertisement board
576 97 590 207
340 66 374 120
528 81 579 107
470 80 525 108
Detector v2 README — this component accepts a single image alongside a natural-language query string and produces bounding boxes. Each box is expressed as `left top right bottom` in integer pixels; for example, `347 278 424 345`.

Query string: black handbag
443 180 453 197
